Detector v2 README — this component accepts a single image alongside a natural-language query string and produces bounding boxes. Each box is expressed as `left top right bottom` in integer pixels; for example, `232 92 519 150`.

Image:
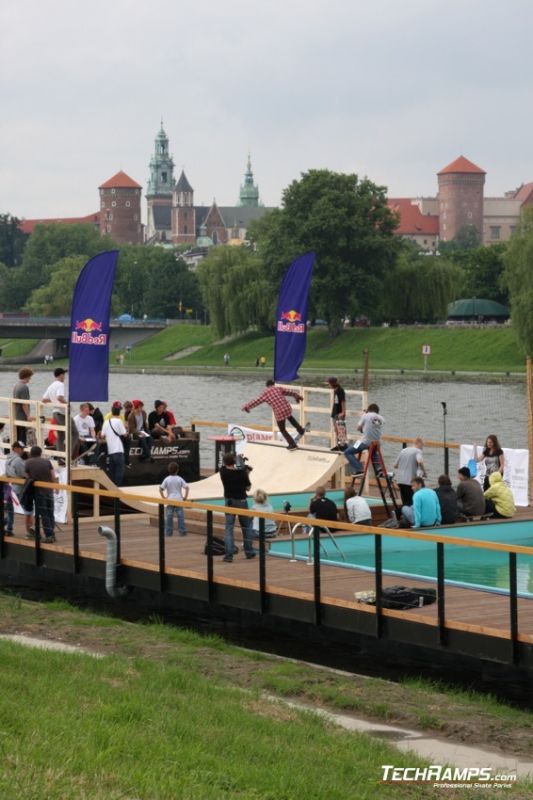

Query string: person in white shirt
73 403 97 462
42 367 75 457
159 462 189 536
101 405 127 485
344 487 372 526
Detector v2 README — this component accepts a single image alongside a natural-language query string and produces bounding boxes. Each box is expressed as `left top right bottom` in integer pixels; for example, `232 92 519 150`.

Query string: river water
0 371 526 482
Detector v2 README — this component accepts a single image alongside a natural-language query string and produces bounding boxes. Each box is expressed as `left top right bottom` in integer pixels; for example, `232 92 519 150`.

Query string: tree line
1 168 528 338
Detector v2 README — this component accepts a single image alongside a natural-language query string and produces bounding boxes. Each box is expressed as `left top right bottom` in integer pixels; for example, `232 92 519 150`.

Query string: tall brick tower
437 156 486 241
171 170 196 245
146 122 175 241
99 170 143 244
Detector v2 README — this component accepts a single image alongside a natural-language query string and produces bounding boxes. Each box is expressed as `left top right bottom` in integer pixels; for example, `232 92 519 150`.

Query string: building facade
98 170 143 244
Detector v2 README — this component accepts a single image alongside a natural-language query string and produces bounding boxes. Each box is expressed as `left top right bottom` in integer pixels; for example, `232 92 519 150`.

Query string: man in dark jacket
309 486 338 528
24 446 57 543
219 453 256 562
456 467 485 517
435 474 458 525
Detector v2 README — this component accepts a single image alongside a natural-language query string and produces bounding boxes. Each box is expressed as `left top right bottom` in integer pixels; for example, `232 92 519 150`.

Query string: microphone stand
441 402 448 475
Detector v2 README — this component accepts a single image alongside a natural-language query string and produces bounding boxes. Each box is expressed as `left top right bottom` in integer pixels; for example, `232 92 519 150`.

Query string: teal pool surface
195 490 381 512
269 520 533 597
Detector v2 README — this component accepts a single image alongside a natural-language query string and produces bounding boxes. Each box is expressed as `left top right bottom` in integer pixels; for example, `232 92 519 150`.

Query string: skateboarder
242 380 310 450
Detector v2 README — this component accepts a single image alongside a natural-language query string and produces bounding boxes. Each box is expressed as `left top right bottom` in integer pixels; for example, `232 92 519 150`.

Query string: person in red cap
127 399 152 461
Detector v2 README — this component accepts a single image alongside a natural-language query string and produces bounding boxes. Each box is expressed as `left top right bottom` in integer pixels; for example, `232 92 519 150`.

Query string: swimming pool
268 520 533 597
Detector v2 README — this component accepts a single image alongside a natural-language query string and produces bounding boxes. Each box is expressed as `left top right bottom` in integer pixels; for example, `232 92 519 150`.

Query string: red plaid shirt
243 386 302 422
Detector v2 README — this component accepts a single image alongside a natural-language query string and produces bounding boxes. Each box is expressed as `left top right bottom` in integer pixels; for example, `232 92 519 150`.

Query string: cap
112 400 123 410
132 399 143 409
12 441 25 449
54 367 66 377
154 399 165 408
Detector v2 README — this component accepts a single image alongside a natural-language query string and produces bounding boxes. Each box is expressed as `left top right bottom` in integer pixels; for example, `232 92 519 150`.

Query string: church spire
238 153 260 207
146 122 175 197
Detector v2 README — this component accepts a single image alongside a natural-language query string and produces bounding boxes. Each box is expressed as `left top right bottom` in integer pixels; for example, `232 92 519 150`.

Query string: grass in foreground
0 639 474 800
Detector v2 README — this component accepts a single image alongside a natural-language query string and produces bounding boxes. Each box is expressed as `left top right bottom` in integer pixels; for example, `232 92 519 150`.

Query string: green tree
5 223 116 310
197 246 271 337
504 208 533 355
249 170 399 335
459 243 508 304
0 213 27 266
385 251 463 323
24 255 87 315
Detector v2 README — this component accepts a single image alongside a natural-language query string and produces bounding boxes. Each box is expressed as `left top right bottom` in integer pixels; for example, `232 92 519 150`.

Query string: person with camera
219 452 257 563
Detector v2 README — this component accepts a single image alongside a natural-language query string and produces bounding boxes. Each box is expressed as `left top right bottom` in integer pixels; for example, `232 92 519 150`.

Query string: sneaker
294 422 311 443
42 535 56 544
222 555 233 563
25 528 37 540
245 551 257 559
4 531 14 537
287 445 298 451
165 532 173 538
179 532 188 537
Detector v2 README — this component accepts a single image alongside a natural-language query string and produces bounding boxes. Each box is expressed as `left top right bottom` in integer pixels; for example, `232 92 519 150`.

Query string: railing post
437 542 446 645
158 502 166 593
312 527 321 625
259 517 267 614
374 534 383 638
34 495 41 566
72 491 80 573
113 497 121 564
206 510 214 604
509 552 519 665
0 482 5 559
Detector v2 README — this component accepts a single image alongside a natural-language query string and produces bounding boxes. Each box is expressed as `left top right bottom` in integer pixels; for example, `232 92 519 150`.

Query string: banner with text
459 445 529 507
69 250 119 401
273 252 315 382
227 423 283 455
0 462 68 523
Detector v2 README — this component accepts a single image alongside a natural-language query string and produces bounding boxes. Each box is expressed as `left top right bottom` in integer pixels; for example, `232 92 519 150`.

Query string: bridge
0 316 171 361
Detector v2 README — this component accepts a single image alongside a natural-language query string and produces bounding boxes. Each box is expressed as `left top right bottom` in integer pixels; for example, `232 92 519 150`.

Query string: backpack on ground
204 535 238 556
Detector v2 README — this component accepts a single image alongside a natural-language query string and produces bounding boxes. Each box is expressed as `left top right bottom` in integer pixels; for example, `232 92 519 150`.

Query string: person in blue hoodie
402 477 441 528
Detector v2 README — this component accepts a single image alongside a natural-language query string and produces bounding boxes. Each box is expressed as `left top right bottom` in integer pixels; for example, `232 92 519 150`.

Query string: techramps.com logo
71 318 107 346
381 765 517 790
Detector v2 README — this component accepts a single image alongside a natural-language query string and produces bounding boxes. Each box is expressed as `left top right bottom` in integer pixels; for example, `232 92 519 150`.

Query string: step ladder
352 441 400 519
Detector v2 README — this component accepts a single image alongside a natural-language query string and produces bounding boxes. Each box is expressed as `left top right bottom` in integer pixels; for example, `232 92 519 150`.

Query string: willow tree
504 207 533 355
385 252 463 323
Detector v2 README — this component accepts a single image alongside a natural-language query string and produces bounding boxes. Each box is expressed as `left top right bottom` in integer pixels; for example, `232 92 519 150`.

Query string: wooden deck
5 509 533 650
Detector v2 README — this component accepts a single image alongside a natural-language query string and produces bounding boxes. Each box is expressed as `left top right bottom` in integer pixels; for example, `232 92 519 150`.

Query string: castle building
145 125 272 246
391 156 533 250
98 170 143 244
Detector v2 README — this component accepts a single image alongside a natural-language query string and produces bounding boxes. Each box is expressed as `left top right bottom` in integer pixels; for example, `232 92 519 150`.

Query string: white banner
227 423 283 455
0 459 68 524
459 445 529 507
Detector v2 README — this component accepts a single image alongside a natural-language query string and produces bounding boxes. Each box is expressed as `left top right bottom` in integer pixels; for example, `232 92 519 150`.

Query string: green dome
447 298 509 318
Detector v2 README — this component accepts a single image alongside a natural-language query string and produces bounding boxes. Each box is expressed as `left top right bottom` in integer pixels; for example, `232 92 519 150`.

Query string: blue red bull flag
69 250 119 401
273 252 316 382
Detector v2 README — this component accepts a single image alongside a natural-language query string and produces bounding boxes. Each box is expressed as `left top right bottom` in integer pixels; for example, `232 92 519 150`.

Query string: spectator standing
327 377 347 452
219 453 256 562
42 368 76 457
5 441 30 536
101 405 127 486
394 438 425 506
159 462 189 536
24 445 57 543
12 367 34 445
475 435 505 490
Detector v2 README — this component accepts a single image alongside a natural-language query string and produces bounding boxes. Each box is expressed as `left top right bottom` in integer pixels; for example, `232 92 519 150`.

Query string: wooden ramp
122 441 346 504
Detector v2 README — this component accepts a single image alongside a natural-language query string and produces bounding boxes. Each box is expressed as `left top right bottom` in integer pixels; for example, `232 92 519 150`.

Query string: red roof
99 170 142 189
388 199 439 236
514 182 533 205
19 212 100 236
438 156 486 176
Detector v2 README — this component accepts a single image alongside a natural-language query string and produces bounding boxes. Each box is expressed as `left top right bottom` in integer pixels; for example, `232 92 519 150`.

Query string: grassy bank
0 594 532 798
0 337 38 358
118 325 525 373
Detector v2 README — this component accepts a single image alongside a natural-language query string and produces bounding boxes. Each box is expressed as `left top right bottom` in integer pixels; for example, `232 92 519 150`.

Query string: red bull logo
71 317 107 345
277 309 305 334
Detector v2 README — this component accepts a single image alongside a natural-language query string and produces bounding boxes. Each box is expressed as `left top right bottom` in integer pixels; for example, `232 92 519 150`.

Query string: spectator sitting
309 486 338 529
128 399 153 462
148 400 176 443
73 403 97 462
484 472 515 518
123 400 133 423
456 467 485 517
401 477 441 528
435 474 458 525
251 489 278 538
87 403 104 435
164 403 184 437
344 487 372 527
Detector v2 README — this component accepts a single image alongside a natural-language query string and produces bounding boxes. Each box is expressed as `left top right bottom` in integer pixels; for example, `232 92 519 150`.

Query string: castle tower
99 170 143 244
172 170 196 244
238 154 260 207
437 156 486 241
146 122 175 241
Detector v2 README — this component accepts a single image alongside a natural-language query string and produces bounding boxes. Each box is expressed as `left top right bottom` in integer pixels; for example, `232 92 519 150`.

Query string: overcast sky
2 0 532 221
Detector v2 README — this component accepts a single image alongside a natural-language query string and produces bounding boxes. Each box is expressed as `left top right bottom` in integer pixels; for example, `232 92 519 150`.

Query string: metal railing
0 473 532 665
289 521 346 564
